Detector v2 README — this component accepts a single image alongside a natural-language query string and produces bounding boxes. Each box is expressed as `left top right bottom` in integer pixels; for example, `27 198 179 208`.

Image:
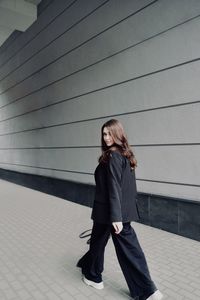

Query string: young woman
77 119 163 300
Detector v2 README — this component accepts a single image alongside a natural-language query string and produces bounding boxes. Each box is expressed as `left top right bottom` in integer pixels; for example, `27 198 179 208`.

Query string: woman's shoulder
110 150 122 157
109 149 124 163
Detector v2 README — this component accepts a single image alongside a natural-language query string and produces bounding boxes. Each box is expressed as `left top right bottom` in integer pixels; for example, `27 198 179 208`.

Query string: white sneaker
146 290 163 300
82 275 104 290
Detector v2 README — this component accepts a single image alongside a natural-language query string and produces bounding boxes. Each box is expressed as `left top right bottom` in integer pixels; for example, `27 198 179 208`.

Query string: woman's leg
111 222 157 299
77 222 111 283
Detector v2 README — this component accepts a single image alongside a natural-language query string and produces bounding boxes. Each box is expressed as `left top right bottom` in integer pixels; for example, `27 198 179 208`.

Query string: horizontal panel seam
0 0 110 84
0 32 21 56
0 98 199 124
37 0 56 17
137 178 200 188
0 161 92 175
0 55 200 112
0 0 157 91
0 100 199 135
0 162 199 187
0 0 56 55
0 143 200 149
0 0 78 69
1 9 200 98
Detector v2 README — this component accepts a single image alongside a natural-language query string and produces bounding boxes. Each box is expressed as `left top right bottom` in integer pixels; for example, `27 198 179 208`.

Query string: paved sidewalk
0 179 200 300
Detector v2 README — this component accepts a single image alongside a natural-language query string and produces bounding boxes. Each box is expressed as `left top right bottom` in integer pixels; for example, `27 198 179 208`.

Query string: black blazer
91 151 139 224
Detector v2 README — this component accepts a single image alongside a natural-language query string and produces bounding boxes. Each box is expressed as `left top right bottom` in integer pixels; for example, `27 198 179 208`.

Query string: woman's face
103 127 114 147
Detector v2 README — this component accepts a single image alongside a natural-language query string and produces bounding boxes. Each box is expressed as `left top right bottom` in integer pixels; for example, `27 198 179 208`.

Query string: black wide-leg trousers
77 222 157 299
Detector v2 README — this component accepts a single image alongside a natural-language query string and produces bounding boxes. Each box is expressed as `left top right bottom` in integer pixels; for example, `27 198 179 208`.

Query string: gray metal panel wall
0 0 199 201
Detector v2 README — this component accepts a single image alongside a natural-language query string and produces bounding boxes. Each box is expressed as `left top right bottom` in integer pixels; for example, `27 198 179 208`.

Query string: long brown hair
99 119 137 169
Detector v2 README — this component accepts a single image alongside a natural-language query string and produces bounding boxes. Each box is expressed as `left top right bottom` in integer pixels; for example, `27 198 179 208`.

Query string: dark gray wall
0 0 200 203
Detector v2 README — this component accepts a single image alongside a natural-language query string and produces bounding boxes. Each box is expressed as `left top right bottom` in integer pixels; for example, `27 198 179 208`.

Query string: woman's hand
112 222 123 234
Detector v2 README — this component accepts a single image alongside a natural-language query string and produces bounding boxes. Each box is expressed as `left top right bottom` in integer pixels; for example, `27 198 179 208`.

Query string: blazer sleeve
107 152 123 222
